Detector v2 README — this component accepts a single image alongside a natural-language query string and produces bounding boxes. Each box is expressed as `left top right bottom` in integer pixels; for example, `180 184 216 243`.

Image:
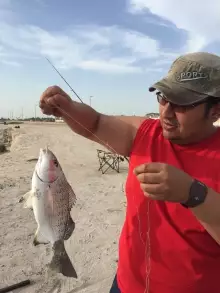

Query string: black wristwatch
181 179 208 208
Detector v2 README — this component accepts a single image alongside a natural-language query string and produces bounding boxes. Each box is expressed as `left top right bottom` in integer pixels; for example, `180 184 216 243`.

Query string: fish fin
49 240 77 278
33 227 50 246
68 184 77 209
20 191 33 209
63 217 75 241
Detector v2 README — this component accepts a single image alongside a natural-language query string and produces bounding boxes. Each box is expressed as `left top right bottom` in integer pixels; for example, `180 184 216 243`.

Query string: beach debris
0 128 12 153
26 158 38 162
0 279 31 293
20 146 78 278
0 144 6 153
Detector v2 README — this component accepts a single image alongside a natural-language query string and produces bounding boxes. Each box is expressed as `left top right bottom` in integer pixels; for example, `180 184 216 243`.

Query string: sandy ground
0 122 128 293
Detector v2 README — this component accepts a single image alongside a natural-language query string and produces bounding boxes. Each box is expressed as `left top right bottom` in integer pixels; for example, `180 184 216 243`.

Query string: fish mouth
44 145 49 154
39 146 49 155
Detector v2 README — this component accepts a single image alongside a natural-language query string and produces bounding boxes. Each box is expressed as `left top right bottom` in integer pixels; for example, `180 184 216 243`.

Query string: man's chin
162 129 180 141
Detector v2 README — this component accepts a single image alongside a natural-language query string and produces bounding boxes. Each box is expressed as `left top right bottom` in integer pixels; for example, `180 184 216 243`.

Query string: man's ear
210 103 220 123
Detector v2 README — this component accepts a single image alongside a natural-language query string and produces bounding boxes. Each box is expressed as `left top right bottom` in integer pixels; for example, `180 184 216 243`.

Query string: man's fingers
39 85 74 118
136 172 161 184
140 183 164 195
40 94 71 114
41 94 62 106
134 162 164 175
40 104 59 116
40 85 68 101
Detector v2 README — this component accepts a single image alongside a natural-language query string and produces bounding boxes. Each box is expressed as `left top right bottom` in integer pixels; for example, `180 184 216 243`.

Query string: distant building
145 113 159 119
55 118 64 123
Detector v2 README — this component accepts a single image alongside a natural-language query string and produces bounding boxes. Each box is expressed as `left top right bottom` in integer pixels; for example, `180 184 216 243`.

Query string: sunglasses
156 92 207 113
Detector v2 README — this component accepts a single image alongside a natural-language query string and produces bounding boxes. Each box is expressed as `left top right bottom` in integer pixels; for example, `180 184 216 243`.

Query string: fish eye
53 160 59 167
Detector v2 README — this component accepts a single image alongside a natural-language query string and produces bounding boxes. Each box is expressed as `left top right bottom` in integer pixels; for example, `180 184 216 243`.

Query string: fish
20 146 77 278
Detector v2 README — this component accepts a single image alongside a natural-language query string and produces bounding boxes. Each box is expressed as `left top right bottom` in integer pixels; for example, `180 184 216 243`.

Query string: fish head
35 147 62 183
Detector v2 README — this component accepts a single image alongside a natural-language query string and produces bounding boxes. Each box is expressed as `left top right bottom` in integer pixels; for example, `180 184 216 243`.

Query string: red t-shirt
117 118 220 293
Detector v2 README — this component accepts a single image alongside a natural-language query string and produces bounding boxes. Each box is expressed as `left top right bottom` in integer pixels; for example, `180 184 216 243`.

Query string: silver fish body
21 147 77 278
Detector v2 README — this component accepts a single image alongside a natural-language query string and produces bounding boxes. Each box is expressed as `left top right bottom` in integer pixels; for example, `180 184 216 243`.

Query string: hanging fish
21 147 77 278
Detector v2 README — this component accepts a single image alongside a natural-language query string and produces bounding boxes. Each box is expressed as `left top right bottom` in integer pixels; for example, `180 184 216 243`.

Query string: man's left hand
134 162 193 203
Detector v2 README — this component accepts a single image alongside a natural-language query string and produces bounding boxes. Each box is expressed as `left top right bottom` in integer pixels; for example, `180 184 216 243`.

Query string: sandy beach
0 122 128 293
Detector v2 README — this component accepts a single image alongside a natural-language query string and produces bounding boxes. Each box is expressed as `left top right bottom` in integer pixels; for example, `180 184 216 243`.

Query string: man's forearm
191 187 220 244
62 101 100 138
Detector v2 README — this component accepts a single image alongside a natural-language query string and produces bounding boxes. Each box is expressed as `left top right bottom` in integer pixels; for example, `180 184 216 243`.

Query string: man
40 52 220 293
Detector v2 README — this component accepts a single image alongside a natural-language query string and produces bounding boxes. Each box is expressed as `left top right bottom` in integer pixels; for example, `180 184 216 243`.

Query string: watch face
183 180 208 208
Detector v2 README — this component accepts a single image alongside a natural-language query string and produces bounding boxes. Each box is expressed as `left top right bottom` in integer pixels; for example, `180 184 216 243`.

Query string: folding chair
97 149 121 174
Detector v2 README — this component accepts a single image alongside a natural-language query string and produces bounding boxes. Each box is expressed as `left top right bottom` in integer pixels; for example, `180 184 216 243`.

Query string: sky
1 0 220 118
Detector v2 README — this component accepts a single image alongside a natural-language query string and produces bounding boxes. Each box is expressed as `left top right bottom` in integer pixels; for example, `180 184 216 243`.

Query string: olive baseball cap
149 52 220 106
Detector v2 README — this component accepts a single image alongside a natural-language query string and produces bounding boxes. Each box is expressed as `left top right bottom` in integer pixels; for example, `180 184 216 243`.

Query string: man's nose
162 102 175 118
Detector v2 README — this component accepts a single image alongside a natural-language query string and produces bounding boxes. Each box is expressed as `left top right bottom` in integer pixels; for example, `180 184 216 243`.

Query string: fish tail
49 240 77 278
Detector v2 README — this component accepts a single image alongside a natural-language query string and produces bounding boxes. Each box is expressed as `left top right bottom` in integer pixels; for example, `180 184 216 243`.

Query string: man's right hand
39 85 73 117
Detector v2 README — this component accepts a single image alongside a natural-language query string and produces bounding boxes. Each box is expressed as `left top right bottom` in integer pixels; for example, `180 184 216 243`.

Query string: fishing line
45 58 84 104
45 58 151 293
51 103 151 293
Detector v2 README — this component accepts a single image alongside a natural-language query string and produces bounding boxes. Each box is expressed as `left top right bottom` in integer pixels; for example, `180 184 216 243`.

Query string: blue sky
1 0 220 118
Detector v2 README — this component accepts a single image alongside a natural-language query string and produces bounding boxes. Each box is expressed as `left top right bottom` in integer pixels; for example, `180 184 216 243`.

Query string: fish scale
46 177 75 240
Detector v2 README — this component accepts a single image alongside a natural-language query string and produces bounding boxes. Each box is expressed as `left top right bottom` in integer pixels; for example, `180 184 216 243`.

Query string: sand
0 122 128 293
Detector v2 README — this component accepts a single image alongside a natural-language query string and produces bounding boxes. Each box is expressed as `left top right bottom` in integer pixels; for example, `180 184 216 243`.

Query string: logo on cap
176 71 209 82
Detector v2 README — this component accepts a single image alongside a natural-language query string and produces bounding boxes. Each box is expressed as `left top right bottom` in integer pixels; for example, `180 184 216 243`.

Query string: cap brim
149 78 209 106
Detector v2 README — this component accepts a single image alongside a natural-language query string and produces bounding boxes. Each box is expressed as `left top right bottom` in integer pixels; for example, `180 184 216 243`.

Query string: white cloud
80 59 142 74
124 31 159 58
0 20 173 74
0 43 22 66
128 0 220 52
0 0 182 74
1 59 21 66
186 34 207 53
